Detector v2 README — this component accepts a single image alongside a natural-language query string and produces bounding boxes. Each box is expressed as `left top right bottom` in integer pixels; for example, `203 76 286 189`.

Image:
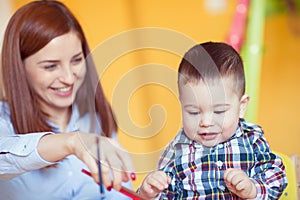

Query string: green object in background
265 0 287 16
241 0 266 122
265 0 300 17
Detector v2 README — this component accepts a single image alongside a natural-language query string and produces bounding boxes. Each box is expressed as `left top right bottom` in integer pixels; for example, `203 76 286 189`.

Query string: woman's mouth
51 86 73 96
54 86 72 92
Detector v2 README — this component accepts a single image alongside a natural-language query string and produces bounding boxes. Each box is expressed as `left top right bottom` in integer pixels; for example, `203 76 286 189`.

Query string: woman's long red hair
1 0 116 137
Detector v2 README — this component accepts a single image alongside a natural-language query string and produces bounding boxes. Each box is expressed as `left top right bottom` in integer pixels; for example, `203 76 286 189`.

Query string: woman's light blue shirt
0 102 132 200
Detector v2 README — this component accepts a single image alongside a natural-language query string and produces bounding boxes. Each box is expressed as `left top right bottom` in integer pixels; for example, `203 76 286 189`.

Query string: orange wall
10 0 300 188
258 13 300 157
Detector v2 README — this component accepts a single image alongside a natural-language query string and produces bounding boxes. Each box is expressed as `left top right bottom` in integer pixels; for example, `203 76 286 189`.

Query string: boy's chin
195 136 223 147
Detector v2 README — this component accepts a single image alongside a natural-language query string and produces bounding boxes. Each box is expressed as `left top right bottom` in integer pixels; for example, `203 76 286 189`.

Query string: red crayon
81 169 145 200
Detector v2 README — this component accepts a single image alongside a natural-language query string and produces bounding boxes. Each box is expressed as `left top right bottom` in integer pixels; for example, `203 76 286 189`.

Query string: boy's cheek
182 117 199 132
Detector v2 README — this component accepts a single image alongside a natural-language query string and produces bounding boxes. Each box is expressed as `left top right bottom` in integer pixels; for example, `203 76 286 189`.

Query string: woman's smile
51 86 73 97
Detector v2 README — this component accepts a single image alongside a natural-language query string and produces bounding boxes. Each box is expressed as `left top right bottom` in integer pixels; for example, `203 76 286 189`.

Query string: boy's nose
199 113 213 127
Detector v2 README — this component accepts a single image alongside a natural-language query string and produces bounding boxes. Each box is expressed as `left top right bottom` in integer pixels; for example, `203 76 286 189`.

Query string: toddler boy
139 42 287 199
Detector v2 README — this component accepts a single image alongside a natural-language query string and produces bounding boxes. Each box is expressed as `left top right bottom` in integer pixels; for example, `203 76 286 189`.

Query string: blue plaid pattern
157 118 288 200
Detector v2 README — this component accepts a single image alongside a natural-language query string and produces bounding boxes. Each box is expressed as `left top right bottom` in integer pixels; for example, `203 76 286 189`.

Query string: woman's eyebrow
37 52 83 64
72 51 83 58
37 59 59 64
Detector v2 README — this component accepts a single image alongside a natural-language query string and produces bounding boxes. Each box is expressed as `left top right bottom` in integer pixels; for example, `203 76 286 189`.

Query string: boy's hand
139 170 171 199
224 168 257 199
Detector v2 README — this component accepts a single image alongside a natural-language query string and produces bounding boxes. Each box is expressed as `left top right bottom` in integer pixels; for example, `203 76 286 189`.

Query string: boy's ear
239 94 250 118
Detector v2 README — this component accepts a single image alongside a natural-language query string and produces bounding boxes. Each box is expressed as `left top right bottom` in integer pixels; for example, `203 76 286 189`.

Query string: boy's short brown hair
178 42 245 98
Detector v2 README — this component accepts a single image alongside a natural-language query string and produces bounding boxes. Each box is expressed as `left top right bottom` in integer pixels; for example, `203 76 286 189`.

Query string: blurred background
1 0 300 189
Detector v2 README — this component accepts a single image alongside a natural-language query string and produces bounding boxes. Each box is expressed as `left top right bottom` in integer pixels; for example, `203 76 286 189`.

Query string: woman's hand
38 132 135 190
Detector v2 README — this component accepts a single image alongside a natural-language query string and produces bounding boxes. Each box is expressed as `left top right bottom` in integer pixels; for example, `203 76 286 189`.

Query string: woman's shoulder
0 101 15 136
0 101 11 119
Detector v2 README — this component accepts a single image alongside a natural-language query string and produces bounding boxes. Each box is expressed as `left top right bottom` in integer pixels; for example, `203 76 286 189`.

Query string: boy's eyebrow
183 104 199 109
183 104 230 109
214 103 230 107
37 52 83 64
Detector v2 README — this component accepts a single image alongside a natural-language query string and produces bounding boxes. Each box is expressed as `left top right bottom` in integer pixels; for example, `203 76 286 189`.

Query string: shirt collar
48 104 80 133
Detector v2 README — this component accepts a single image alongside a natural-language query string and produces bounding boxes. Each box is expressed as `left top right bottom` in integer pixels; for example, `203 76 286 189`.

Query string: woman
0 1 135 199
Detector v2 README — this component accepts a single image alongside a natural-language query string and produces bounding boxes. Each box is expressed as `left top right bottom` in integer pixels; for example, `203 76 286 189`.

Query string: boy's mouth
198 132 220 140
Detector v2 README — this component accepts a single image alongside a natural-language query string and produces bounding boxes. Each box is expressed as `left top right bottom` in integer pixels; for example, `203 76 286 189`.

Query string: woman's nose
58 66 75 84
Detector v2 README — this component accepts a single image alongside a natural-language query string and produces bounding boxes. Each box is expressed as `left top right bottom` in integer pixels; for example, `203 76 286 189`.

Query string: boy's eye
214 110 226 114
188 111 200 115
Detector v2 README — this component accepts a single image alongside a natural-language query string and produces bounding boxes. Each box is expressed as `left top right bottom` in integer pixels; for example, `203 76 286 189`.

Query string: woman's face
24 31 86 114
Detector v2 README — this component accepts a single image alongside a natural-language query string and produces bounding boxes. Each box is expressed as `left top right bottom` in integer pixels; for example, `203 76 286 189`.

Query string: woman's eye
71 57 83 65
43 64 57 70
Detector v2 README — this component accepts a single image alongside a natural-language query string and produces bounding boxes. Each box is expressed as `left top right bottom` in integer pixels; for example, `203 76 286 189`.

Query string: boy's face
179 77 249 147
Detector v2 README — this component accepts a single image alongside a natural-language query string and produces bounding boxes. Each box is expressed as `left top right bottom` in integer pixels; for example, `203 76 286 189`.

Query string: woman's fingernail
107 185 112 191
130 172 136 181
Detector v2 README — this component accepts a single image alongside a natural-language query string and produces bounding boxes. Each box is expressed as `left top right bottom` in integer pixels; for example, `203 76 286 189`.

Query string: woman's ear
239 94 250 118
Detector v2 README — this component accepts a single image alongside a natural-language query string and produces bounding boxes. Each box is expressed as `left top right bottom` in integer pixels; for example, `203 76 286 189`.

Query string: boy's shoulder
171 130 191 145
157 130 190 169
239 118 263 134
237 118 265 142
161 130 190 155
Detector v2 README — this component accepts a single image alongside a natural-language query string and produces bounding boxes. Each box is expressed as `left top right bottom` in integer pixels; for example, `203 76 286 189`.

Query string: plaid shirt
157 118 287 200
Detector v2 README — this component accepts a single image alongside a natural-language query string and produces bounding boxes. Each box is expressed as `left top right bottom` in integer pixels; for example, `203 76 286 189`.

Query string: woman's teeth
55 87 71 92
